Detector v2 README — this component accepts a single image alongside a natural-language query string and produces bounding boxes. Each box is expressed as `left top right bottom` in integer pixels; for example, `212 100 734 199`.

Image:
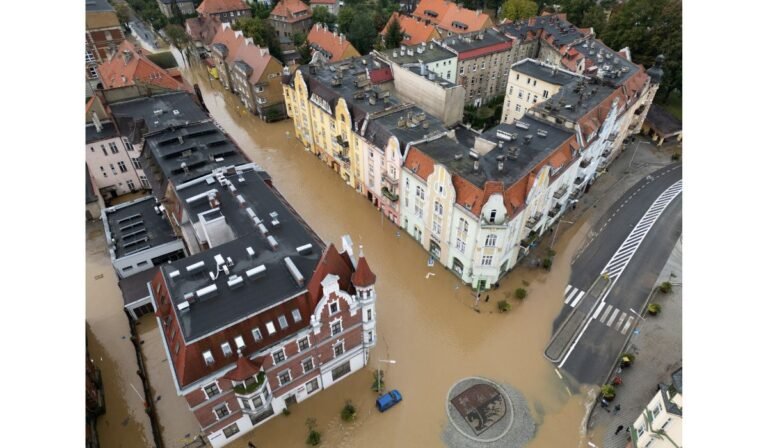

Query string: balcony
574 176 585 187
234 371 267 399
580 157 592 169
382 171 399 189
525 212 543 229
381 186 399 202
248 404 275 424
553 185 568 199
548 203 562 218
520 232 538 249
335 135 349 148
601 149 612 158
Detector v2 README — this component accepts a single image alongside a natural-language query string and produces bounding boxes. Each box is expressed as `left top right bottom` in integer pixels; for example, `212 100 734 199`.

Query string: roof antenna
359 244 365 258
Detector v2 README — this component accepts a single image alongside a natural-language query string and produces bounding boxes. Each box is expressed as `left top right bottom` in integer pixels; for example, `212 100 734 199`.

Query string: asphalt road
552 163 682 330
560 194 681 384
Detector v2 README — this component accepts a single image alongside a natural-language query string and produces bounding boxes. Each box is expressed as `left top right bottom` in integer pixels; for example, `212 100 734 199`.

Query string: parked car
376 390 403 412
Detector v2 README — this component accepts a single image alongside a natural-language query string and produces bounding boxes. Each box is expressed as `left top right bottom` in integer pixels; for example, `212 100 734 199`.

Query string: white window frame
302 357 314 374
272 348 286 365
202 381 220 399
234 336 245 352
481 255 493 266
278 369 292 386
278 314 289 329
330 317 343 336
266 321 276 335
291 308 302 323
252 327 263 341
221 342 233 357
213 402 231 420
328 300 340 315
455 238 466 253
333 340 345 358
297 336 311 351
203 350 214 365
485 234 497 247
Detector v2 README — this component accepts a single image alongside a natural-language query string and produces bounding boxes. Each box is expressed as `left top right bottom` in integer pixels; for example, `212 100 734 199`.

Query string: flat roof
417 116 574 188
573 39 639 86
86 121 119 143
384 42 455 65
119 266 158 306
103 196 178 259
164 166 325 342
511 58 581 86
109 92 209 138
363 104 446 154
536 78 615 123
85 0 114 12
142 121 247 194
442 28 512 54
498 15 585 48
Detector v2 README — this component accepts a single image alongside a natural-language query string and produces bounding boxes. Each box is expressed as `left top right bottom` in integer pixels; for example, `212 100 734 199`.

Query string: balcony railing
574 176 585 186
580 158 592 168
525 212 543 229
335 135 349 148
601 149 611 158
234 372 266 398
248 406 275 425
381 186 399 202
553 185 568 199
548 203 562 218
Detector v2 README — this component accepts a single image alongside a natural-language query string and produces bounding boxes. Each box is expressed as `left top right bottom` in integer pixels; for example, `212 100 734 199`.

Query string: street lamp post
377 359 396 395
551 218 575 247
629 308 646 321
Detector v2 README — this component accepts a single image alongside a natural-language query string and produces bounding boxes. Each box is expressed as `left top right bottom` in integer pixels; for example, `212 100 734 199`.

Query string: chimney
497 156 504 171
208 192 219 209
419 60 426 76
92 112 103 132
122 49 132 65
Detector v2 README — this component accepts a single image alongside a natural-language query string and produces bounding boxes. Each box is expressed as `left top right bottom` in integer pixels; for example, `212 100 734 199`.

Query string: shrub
659 282 672 294
648 303 661 315
371 369 385 393
542 257 552 270
601 384 616 400
547 248 557 257
305 418 321 446
282 408 291 416
515 288 528 299
620 353 636 367
497 300 511 312
341 401 357 422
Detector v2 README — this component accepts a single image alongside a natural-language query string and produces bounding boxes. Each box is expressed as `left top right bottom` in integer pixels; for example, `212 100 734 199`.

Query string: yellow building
501 58 582 123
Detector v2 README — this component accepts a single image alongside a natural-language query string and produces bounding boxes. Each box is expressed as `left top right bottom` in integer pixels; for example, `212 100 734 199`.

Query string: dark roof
536 78 616 123
85 0 114 12
498 15 585 48
512 59 580 86
163 166 326 342
660 367 683 417
417 116 574 189
404 64 456 87
453 125 480 148
142 121 248 197
644 104 682 137
442 28 512 55
118 266 158 306
86 165 98 204
109 92 209 137
86 121 120 143
671 367 683 395
103 196 179 259
383 42 455 65
573 38 639 86
362 104 446 154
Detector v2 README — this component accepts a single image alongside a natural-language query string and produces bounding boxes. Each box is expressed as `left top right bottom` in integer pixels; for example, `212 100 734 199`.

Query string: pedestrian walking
485 295 490 303
614 425 624 435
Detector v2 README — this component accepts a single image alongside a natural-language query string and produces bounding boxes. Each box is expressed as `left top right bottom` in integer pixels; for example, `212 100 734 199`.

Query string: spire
222 355 264 382
351 253 376 287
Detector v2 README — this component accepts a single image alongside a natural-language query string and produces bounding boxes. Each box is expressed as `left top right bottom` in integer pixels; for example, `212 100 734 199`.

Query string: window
434 201 442 216
241 398 251 410
527 77 531 84
298 336 310 351
101 145 108 156
272 349 286 364
109 142 119 154
291 308 302 323
126 179 136 191
266 321 276 335
252 396 264 409
331 320 342 336
651 402 662 419
416 185 425 199
329 301 339 315
333 341 345 357
518 91 523 99
368 331 374 342
455 238 466 253
131 158 141 169
124 139 133 151
481 255 493 266
485 234 497 247
252 327 262 341
278 315 288 329
203 382 220 399
117 161 127 173
543 90 549 99
415 203 423 218
139 175 150 189
459 218 468 234
203 350 214 365
515 104 521 112
489 210 497 223
221 342 233 357
367 309 372 321
533 80 537 86
234 336 245 352
302 357 314 373
90 146 94 152
214 403 230 419
331 361 351 381
432 219 441 236
636 425 645 438
223 423 239 438
306 378 319 394
278 370 292 386
516 73 520 80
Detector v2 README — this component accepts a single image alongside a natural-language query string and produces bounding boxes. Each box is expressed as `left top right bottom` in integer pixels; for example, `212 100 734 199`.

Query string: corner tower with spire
351 245 378 365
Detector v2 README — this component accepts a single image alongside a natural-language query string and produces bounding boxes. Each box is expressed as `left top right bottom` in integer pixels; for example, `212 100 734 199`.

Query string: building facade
307 24 361 63
501 58 581 123
157 0 197 18
86 0 126 90
269 0 313 52
631 369 682 448
197 0 252 23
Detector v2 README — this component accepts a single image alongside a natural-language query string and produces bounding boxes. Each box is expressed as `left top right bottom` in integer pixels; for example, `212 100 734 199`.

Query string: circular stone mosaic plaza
443 377 535 448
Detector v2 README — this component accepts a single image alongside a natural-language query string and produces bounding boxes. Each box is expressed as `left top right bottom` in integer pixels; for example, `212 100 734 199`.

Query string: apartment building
269 0 313 52
97 40 188 91
309 0 340 15
86 0 126 90
631 369 683 448
210 24 288 121
399 116 580 288
377 41 458 84
443 28 520 107
501 58 581 123
157 0 196 18
307 24 361 63
412 0 492 37
151 163 378 447
380 12 442 46
197 0 252 24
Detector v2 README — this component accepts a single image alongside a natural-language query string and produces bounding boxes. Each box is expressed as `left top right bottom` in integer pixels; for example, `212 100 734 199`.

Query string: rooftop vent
173 109 180 115
537 129 548 137
284 257 304 286
496 130 513 141
454 153 463 160
258 223 269 236
245 265 266 279
186 260 206 273
269 211 280 227
227 275 244 289
468 150 479 160
524 135 533 144
515 122 530 130
169 270 181 279
497 155 505 171
177 301 190 312
296 243 313 255
473 160 480 171
246 246 255 258
267 235 278 251
195 284 218 300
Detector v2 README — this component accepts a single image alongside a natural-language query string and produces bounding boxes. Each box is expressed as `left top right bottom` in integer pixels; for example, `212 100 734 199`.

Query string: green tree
581 5 607 36
500 0 538 21
383 19 405 49
337 7 356 34
558 0 593 25
347 10 378 54
251 2 272 19
312 6 337 28
233 17 283 62
163 24 189 48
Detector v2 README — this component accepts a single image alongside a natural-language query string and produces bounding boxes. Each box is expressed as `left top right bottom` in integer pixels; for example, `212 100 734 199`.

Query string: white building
631 368 683 448
86 115 147 199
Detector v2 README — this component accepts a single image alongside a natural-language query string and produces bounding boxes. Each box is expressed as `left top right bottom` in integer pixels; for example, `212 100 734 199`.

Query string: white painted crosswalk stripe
564 288 580 304
621 316 635 335
570 291 586 307
593 302 607 319
606 308 620 326
614 312 627 331
600 304 614 323
565 285 572 296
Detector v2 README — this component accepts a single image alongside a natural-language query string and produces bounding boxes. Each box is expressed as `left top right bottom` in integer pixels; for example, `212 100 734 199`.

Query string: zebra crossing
563 285 586 307
591 303 636 335
600 179 683 280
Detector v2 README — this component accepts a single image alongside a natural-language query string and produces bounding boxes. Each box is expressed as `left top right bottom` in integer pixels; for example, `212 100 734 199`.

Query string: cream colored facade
501 60 581 123
631 386 683 448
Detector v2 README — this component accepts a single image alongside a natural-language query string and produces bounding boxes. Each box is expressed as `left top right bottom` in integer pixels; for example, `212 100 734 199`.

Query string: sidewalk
587 238 682 448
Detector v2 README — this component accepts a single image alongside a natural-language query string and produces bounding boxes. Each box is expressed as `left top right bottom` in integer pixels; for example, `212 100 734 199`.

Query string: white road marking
565 285 573 296
600 304 614 323
621 316 635 335
615 312 627 330
605 307 620 325
570 291 586 308
593 302 607 319
564 288 580 304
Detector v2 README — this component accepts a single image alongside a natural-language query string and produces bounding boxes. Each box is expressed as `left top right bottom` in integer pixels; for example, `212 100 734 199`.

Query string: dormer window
489 210 497 223
234 336 245 352
292 308 302 323
221 342 233 357
266 321 276 335
203 350 215 365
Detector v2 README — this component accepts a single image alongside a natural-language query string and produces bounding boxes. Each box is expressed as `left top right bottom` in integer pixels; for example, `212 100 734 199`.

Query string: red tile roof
413 0 491 34
456 40 515 61
222 355 265 381
270 0 311 23
307 24 360 62
380 12 441 46
351 256 376 287
97 40 187 91
310 0 336 4
212 24 278 85
404 147 436 182
197 0 249 15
